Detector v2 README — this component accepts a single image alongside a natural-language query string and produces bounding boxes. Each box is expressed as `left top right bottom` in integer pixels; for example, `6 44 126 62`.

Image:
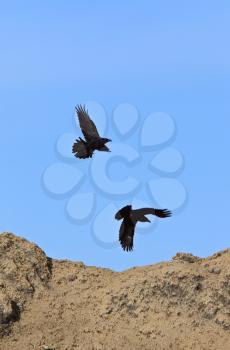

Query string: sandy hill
0 233 230 350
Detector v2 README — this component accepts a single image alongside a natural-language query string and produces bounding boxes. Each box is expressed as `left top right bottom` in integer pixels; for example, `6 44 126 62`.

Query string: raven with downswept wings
115 205 172 252
72 105 112 159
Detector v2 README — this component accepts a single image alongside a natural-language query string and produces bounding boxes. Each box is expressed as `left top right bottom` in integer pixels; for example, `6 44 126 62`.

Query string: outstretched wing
154 208 172 218
132 208 172 222
119 220 135 252
72 139 92 159
75 105 100 142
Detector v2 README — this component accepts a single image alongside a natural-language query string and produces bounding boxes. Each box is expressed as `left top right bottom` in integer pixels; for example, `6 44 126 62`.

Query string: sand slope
1 232 230 350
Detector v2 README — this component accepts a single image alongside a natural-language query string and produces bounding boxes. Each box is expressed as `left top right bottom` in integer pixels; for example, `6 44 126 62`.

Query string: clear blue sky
0 1 229 271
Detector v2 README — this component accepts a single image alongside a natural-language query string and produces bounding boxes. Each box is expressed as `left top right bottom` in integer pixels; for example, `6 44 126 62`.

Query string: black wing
75 105 100 142
119 220 135 252
132 208 172 222
72 138 93 159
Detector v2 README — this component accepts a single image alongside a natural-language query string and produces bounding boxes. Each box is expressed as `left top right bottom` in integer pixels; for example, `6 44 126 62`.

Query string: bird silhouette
72 105 112 159
115 205 172 252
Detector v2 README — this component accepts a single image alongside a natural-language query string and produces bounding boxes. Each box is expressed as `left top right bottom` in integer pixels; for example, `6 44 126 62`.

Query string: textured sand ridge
0 232 230 350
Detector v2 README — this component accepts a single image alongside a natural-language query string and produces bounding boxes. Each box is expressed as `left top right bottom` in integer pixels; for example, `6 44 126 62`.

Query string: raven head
101 138 112 144
99 138 112 152
115 205 132 220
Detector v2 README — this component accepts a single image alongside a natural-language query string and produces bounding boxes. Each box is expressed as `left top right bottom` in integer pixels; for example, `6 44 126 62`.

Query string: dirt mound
0 232 230 350
0 233 52 336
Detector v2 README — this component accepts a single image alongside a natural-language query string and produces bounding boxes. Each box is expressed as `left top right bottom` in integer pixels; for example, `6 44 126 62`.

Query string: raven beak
115 212 122 220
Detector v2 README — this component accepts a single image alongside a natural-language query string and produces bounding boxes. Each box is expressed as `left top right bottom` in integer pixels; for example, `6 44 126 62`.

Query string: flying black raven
72 105 112 159
115 205 172 252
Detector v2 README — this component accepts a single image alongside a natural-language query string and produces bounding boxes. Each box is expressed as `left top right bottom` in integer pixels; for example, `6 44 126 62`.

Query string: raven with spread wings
72 105 112 159
115 205 172 252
